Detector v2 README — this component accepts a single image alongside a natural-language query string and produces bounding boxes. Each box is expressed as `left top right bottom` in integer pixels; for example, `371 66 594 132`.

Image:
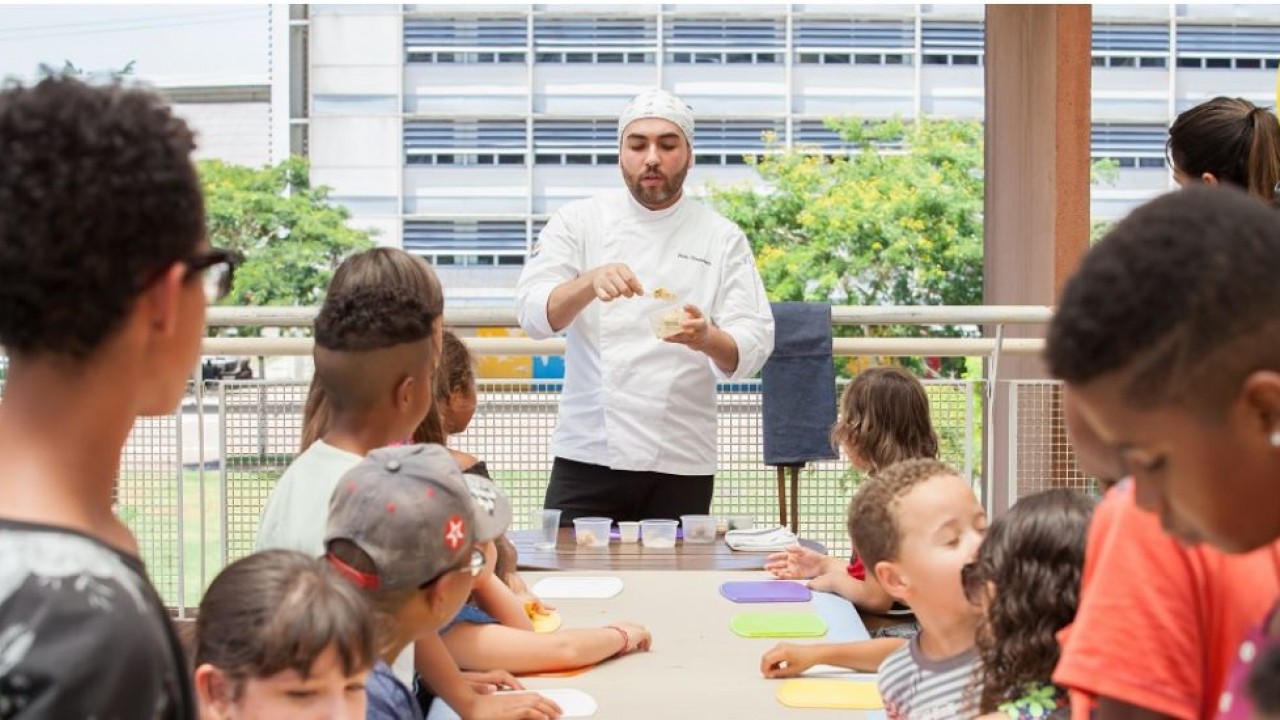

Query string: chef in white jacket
515 88 775 524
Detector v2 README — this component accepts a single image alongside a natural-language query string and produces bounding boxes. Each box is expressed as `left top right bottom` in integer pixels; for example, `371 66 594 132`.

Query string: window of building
689 119 784 164
920 21 984 66
1175 24 1280 70
533 119 619 165
404 17 528 63
533 15 657 59
403 220 529 267
404 120 527 165
664 17 784 64
1091 123 1168 169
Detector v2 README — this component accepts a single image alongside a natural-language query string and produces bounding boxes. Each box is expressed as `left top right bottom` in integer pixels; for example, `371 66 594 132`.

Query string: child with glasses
963 489 1093 719
192 549 377 720
324 443 504 720
0 76 241 718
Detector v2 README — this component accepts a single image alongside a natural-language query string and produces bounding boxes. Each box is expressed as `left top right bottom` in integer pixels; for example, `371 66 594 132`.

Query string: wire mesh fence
1007 380 1094 499
0 374 1091 612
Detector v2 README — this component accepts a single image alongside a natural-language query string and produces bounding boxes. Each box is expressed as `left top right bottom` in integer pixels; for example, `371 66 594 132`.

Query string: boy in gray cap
325 443 530 720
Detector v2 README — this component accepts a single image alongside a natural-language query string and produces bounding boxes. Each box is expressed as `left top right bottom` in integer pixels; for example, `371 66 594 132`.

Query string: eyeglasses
183 248 241 304
419 547 486 589
139 247 242 304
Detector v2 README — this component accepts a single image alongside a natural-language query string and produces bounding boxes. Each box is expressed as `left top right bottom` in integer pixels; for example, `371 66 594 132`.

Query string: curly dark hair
313 285 438 352
830 366 939 472
1046 185 1280 415
848 458 959 571
1249 642 1280 715
0 75 204 359
413 330 476 445
969 489 1094 714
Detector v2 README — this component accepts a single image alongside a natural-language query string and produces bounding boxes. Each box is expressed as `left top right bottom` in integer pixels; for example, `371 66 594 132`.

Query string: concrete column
983 5 1092 513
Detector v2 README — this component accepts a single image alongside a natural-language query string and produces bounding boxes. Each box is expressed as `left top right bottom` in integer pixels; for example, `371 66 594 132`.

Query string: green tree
200 157 374 309
705 117 985 375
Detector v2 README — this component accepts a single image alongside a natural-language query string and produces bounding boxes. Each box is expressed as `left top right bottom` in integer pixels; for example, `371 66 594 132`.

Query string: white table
429 570 889 719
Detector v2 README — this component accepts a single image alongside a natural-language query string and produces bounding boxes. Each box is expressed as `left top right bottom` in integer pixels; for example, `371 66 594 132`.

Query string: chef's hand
590 263 644 301
664 304 712 351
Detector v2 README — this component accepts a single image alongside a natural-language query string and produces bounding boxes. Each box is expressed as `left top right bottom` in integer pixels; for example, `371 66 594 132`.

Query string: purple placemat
720 581 813 603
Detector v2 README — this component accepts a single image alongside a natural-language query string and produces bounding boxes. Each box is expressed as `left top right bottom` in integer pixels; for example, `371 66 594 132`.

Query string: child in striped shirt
849 459 988 720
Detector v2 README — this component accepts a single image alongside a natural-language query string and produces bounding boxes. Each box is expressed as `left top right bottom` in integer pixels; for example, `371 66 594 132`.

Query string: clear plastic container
640 519 678 549
681 514 718 544
573 517 612 548
617 521 641 543
726 514 755 532
645 294 687 340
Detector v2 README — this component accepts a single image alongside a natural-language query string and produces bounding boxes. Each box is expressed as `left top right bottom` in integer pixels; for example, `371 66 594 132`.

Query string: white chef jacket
515 189 775 476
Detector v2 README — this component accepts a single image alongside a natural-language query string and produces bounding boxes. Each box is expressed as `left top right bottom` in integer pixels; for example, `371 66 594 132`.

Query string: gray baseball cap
324 443 484 591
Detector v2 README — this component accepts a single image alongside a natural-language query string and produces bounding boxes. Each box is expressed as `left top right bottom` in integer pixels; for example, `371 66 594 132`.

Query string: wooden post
984 5 1092 513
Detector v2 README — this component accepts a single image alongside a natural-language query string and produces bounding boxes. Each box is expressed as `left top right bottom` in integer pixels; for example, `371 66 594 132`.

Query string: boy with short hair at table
257 276 442 554
865 459 987 718
766 459 987 717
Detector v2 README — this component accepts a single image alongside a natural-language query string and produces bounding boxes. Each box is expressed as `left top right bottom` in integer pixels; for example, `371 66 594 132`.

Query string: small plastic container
726 515 755 532
640 519 678 549
617 521 641 543
681 515 718 544
573 517 612 548
646 298 687 340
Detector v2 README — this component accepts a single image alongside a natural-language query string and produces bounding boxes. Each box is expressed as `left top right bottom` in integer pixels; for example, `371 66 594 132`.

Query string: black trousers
544 457 715 524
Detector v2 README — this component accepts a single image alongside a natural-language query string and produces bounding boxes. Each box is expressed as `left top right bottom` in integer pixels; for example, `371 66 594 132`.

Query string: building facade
298 4 1280 305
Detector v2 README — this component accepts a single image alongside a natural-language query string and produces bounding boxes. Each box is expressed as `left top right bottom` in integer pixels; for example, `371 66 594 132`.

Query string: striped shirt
878 635 980 720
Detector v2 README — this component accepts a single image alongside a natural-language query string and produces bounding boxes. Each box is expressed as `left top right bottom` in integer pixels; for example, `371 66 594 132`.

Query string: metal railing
1 305 1089 614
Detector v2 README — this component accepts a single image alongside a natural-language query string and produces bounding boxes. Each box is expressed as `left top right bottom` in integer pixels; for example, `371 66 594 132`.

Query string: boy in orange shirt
1053 480 1280 720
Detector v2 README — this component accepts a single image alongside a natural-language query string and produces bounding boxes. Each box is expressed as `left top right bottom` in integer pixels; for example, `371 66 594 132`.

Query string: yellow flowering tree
705 117 984 375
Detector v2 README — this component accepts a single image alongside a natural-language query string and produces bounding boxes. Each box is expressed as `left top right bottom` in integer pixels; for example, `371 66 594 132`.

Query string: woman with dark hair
963 489 1095 719
1167 96 1280 204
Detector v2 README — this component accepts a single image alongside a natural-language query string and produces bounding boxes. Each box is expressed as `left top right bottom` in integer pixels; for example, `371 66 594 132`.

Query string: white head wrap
618 88 694 147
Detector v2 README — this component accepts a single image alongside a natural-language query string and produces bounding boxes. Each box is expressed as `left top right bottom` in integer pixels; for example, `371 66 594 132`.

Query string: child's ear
873 559 911 601
394 374 415 411
142 262 186 338
194 664 233 717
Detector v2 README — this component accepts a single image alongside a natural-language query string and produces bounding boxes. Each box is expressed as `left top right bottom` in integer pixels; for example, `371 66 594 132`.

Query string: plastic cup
534 509 561 550
573 516 612 548
681 514 718 544
617 521 640 543
641 519 678 549
645 301 686 338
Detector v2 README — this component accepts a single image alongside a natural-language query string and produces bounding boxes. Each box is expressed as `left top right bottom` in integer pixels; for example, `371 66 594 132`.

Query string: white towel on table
725 525 799 552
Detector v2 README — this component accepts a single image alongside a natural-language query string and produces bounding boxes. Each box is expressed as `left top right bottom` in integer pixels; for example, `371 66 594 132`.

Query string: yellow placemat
729 611 827 638
776 679 884 710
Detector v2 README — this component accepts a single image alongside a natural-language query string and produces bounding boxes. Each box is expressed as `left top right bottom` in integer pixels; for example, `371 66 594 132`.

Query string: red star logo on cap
445 515 466 551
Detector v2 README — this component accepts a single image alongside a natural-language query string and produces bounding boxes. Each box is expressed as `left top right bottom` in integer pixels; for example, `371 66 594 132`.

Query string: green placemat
730 611 828 638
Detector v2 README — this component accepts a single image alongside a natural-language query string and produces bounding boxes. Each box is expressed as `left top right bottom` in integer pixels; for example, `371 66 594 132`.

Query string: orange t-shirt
1053 482 1280 720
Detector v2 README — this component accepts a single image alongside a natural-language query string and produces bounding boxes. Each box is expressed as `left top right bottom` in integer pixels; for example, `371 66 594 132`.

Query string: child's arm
442 621 651 674
414 634 563 719
808 569 897 614
759 638 906 678
471 573 536 631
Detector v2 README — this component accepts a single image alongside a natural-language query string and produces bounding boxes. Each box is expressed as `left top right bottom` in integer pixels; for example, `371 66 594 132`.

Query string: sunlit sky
0 4 270 84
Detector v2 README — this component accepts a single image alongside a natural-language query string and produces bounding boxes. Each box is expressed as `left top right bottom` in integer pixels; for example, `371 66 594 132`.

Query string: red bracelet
605 625 629 656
